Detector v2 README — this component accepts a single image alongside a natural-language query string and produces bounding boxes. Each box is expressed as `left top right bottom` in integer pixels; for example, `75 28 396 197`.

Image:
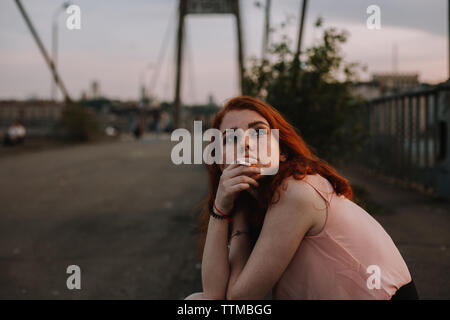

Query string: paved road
0 138 205 299
1 140 449 299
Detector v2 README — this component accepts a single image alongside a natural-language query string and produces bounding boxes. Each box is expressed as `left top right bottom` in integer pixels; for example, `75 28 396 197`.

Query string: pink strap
302 176 333 206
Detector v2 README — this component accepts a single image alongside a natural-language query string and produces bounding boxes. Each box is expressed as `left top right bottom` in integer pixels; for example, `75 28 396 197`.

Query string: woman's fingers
223 165 261 179
229 183 251 192
215 164 260 214
227 175 259 188
222 163 240 171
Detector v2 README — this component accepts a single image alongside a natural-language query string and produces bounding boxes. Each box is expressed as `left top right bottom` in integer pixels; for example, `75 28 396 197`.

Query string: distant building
352 81 382 100
352 72 420 100
372 72 419 93
91 80 100 99
184 103 221 131
0 100 63 137
208 94 216 106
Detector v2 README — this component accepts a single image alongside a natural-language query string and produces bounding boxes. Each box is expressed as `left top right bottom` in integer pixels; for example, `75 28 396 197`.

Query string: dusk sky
0 0 448 104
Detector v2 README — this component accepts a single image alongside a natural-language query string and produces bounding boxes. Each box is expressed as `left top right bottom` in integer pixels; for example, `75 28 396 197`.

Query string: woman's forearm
201 216 230 299
226 213 251 299
203 163 260 299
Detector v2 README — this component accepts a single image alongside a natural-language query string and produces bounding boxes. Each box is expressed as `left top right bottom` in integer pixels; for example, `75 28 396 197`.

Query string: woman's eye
252 129 267 137
223 135 236 145
257 129 268 136
248 129 266 137
223 129 268 144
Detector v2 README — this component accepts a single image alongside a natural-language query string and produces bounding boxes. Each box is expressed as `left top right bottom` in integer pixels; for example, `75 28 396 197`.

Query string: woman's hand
214 163 261 215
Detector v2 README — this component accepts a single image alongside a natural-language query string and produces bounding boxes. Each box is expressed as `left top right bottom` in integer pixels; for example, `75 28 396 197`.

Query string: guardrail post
435 88 450 198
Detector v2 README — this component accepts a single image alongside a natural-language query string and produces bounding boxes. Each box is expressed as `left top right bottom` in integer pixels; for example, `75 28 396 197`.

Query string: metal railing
361 82 450 198
0 101 63 137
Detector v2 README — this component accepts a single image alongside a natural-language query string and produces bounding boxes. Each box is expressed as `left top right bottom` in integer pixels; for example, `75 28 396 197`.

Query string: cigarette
236 160 257 167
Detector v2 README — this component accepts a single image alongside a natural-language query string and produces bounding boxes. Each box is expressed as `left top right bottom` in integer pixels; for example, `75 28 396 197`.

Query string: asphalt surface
0 137 205 299
0 138 449 299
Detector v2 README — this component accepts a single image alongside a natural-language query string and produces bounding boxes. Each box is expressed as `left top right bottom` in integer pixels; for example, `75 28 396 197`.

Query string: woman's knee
184 292 207 300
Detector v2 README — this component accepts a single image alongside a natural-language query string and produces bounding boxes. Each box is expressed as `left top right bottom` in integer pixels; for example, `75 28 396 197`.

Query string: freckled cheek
258 137 279 154
257 135 280 167
222 144 238 164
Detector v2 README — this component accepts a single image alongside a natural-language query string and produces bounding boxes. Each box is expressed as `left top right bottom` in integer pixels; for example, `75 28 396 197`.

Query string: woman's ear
280 153 287 162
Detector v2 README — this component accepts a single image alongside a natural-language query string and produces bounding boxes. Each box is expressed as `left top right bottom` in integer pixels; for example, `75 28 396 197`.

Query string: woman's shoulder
276 175 326 209
268 176 327 236
275 175 329 236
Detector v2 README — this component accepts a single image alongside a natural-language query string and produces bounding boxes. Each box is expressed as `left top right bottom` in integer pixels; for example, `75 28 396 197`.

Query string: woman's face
218 109 280 174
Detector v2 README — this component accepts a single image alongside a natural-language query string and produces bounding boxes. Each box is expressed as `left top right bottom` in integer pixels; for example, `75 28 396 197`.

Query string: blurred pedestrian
3 120 26 146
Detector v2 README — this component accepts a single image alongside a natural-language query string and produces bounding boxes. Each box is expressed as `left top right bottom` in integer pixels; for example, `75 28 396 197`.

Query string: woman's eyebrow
222 127 237 136
247 121 269 128
221 121 269 136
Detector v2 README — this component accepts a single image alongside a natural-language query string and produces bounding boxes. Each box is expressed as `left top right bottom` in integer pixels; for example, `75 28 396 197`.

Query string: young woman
185 96 418 300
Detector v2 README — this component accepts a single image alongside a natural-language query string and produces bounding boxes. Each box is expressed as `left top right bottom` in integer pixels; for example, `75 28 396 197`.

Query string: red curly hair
197 96 353 254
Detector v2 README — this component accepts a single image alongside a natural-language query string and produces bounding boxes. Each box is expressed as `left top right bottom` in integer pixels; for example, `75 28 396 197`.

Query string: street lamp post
291 0 308 88
295 0 308 60
262 0 271 61
51 2 70 102
139 63 154 104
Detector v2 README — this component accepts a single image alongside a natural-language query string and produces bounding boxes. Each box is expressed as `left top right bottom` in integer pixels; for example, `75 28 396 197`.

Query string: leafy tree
59 104 101 142
243 18 369 166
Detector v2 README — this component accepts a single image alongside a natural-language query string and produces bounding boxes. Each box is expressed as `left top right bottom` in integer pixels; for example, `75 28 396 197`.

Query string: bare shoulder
264 176 322 237
275 176 328 236
276 175 320 207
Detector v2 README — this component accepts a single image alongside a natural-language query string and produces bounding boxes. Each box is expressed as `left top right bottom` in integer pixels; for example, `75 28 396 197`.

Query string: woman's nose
240 134 255 153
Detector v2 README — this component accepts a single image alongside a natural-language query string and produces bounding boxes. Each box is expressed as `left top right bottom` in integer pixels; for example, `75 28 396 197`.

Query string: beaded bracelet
210 201 233 223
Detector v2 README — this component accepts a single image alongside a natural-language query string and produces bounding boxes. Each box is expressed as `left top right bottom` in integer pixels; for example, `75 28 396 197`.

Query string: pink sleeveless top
273 174 412 300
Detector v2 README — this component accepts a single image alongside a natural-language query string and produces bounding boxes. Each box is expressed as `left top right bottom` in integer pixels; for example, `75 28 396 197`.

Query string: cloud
274 0 447 37
0 0 447 102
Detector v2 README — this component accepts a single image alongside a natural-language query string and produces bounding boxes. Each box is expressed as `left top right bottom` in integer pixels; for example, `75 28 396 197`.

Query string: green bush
243 18 370 166
59 104 101 142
